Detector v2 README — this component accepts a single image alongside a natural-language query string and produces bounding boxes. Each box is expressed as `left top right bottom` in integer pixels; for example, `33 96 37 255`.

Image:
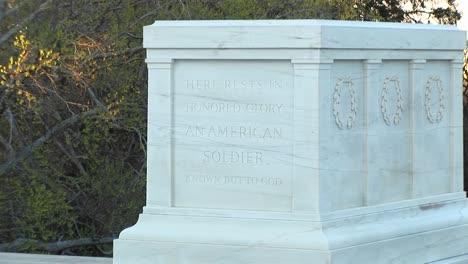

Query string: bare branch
87 87 107 110
5 107 14 145
0 0 54 46
0 3 19 22
53 139 89 177
178 0 192 19
64 45 144 61
0 133 13 156
0 108 100 176
0 237 114 252
120 32 143 40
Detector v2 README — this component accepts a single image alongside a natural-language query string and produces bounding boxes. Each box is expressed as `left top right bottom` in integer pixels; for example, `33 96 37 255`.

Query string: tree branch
0 108 100 176
5 107 14 145
64 45 143 61
0 237 114 253
87 87 107 110
0 133 13 156
0 0 54 46
53 139 89 177
0 3 19 22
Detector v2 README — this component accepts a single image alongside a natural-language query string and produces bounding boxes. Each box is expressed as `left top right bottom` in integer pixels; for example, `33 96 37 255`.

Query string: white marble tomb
114 20 468 264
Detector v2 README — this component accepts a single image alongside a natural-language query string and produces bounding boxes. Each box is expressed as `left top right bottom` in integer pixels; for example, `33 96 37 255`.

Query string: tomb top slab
143 19 466 50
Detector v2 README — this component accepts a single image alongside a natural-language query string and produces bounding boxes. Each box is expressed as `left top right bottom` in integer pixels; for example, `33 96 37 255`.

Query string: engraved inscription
173 60 293 212
185 125 282 140
185 174 282 186
425 75 445 124
333 77 357 130
185 79 283 91
381 76 404 126
185 102 283 113
181 78 287 166
202 151 263 165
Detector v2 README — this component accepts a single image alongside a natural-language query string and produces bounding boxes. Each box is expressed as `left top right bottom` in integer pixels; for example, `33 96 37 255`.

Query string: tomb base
114 193 468 264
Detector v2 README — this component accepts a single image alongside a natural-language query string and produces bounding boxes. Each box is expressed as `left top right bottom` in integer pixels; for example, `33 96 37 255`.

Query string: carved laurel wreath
381 76 404 126
333 77 357 130
425 75 445 123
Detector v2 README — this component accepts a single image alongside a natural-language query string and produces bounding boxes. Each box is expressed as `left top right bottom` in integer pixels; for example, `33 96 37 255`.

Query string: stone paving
0 253 112 264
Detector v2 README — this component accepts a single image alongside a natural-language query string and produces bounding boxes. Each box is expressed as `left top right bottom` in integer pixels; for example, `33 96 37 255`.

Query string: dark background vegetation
0 0 465 257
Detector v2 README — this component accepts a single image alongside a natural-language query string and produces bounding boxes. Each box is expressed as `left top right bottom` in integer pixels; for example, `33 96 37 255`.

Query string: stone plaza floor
0 253 112 264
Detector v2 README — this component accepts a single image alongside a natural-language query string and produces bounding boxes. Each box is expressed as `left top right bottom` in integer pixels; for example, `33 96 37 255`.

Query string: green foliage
15 171 74 242
0 0 464 257
0 0 148 255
